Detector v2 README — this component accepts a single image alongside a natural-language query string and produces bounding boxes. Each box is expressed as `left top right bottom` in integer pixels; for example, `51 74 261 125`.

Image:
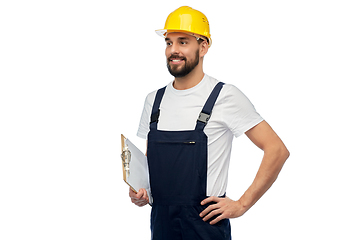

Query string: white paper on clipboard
121 135 152 203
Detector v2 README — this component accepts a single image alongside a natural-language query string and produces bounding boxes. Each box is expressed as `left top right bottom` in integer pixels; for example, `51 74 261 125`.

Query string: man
129 6 289 240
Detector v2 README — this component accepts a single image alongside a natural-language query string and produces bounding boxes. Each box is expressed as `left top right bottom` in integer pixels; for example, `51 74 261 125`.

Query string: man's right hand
129 188 149 207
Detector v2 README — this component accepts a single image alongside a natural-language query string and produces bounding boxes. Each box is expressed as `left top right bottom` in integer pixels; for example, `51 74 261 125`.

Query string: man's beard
166 51 199 78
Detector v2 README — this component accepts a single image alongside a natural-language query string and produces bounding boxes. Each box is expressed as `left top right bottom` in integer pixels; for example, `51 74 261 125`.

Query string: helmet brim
155 29 212 47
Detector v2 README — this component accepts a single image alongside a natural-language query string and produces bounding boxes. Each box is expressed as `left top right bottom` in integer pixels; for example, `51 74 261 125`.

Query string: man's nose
170 42 180 54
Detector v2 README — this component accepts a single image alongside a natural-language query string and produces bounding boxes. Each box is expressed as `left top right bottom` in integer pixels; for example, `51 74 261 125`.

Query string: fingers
199 197 227 225
199 196 220 217
200 196 219 205
129 188 137 197
129 188 149 207
199 202 217 217
200 203 224 224
202 208 222 222
139 188 149 202
209 214 225 225
129 188 143 199
135 189 144 199
136 188 149 202
131 197 148 206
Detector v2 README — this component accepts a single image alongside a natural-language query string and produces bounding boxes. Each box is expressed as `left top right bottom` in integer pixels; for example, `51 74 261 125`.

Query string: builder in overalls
129 6 290 240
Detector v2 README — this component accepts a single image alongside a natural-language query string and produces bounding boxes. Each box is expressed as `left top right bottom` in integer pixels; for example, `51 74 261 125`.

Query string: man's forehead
165 32 194 41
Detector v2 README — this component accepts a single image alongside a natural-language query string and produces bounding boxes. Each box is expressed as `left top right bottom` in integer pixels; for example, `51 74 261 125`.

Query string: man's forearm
237 146 290 214
200 121 290 223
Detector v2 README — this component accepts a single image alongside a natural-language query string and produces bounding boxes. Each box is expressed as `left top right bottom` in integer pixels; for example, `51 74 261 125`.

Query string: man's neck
173 68 205 90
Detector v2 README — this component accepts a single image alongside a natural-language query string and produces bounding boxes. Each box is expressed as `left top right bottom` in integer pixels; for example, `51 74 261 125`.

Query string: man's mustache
168 55 186 61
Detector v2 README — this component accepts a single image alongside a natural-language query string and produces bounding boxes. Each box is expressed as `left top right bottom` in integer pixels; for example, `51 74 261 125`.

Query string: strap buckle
197 112 211 125
150 110 160 124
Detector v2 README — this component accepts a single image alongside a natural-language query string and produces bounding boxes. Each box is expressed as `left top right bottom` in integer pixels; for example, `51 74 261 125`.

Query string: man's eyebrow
178 37 190 40
165 37 190 41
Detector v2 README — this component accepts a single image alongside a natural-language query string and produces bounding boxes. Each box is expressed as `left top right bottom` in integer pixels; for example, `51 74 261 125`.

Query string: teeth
172 59 182 62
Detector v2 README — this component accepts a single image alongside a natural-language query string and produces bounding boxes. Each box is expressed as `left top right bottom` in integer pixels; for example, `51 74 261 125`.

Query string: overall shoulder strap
150 86 166 130
195 82 224 130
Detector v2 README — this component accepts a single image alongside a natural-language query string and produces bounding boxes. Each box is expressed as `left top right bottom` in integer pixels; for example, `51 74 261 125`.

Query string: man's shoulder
209 79 253 107
143 81 172 106
143 90 157 106
221 83 242 95
206 75 239 92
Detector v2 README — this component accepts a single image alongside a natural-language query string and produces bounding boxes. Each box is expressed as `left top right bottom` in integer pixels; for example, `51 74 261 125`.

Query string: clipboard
121 134 151 200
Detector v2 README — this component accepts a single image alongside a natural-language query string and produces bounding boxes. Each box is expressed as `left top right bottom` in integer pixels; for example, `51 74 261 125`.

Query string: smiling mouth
169 58 185 65
169 54 185 63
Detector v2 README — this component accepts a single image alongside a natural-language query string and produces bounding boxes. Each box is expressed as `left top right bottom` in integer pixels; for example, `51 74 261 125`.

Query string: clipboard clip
121 144 131 179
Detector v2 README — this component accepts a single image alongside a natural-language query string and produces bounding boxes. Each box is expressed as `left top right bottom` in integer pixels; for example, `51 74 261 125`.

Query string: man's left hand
199 196 244 225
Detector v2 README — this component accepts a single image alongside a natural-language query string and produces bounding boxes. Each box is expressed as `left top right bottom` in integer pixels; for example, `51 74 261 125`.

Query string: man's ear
199 41 209 58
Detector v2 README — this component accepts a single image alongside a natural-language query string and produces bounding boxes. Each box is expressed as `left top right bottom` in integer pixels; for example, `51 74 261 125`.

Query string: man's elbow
279 145 290 163
268 143 289 164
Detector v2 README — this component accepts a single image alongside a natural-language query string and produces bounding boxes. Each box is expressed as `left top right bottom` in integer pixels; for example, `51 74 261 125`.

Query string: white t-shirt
137 74 263 196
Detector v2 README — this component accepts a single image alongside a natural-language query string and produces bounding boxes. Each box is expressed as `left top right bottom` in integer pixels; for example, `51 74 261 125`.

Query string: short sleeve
221 84 264 138
136 92 155 139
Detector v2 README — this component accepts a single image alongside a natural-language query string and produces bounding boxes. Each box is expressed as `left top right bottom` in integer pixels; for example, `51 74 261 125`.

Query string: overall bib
147 82 231 240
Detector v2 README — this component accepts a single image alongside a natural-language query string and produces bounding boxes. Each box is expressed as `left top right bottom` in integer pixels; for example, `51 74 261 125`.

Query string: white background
1 0 359 239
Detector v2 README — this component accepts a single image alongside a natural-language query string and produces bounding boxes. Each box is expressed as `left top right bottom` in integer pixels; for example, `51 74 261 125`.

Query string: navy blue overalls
147 82 231 240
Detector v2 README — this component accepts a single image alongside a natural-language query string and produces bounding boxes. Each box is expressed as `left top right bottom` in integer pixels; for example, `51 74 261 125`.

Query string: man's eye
180 41 187 45
166 42 172 46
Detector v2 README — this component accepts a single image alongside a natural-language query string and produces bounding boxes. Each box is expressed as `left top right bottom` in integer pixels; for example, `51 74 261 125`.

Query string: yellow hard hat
156 6 212 47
